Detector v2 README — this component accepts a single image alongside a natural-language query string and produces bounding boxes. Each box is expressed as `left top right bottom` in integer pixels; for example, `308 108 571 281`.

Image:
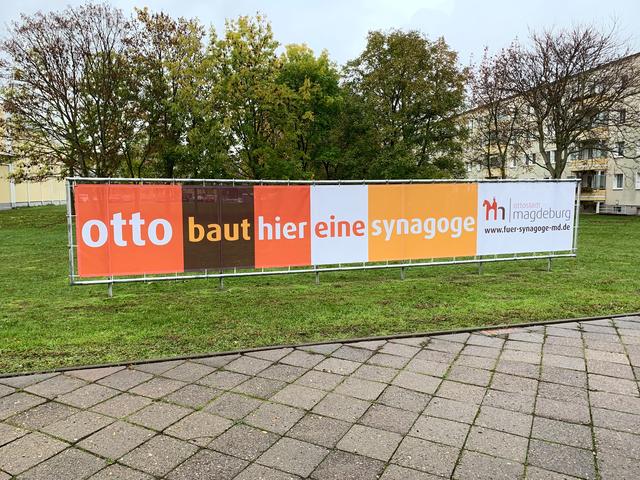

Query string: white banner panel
476 182 576 255
311 185 368 265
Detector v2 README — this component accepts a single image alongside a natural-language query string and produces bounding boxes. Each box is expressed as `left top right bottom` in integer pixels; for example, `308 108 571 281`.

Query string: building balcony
569 158 609 171
582 125 610 140
579 188 606 202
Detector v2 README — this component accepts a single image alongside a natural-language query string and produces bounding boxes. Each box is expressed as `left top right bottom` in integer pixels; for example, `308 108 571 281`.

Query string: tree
277 44 343 177
129 8 211 178
0 3 140 179
467 49 526 179
315 91 379 179
344 30 468 179
207 15 301 179
502 25 640 178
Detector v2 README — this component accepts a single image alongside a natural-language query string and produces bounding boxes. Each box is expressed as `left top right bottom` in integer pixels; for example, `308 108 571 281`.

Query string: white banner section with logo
476 182 576 255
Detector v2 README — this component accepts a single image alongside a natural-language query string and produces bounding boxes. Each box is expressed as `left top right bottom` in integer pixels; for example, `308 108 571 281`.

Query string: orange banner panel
368 184 477 261
75 184 184 277
253 186 311 268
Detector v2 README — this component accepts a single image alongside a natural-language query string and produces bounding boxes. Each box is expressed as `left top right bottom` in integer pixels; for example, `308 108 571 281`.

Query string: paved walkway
1 316 640 479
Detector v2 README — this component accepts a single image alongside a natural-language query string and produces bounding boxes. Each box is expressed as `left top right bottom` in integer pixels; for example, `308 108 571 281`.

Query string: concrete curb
2 311 638 379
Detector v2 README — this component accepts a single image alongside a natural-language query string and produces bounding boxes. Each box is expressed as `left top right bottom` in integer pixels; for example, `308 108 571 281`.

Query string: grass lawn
1 205 639 374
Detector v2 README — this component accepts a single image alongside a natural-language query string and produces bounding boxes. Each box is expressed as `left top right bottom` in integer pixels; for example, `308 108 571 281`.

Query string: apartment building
0 106 66 209
0 156 66 210
463 56 640 215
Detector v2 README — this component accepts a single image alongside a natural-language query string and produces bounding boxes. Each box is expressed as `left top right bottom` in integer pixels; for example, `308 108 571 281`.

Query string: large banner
74 182 576 277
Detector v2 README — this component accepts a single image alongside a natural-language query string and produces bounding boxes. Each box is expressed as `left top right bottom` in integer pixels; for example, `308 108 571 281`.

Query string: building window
546 150 556 165
476 163 481 172
585 171 606 190
596 171 606 189
614 173 624 190
618 109 627 124
569 148 579 161
596 111 609 123
615 142 625 157
588 170 607 190
466 162 472 172
636 172 640 190
510 157 517 168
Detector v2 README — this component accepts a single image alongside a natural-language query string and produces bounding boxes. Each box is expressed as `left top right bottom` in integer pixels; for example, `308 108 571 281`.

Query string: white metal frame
66 177 581 294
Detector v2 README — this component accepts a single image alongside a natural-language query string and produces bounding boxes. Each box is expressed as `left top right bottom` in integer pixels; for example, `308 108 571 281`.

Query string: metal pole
478 262 483 274
107 282 113 298
573 180 581 253
400 266 406 280
547 257 552 272
66 176 582 185
8 163 16 208
65 179 75 285
219 277 224 290
71 253 577 286
315 271 320 285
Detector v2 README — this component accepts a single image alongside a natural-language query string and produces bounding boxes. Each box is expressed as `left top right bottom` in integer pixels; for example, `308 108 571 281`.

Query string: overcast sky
1 0 638 67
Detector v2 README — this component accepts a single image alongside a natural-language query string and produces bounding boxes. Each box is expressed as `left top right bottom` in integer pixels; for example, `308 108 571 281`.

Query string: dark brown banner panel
182 186 255 270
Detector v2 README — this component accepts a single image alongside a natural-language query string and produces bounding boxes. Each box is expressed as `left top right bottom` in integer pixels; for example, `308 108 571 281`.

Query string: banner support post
65 179 75 285
400 267 406 280
315 271 320 285
573 180 581 253
547 257 552 272
478 262 483 275
219 277 224 290
107 282 113 298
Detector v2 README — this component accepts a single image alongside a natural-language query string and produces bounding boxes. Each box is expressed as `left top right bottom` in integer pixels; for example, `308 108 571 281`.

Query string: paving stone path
1 316 640 479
